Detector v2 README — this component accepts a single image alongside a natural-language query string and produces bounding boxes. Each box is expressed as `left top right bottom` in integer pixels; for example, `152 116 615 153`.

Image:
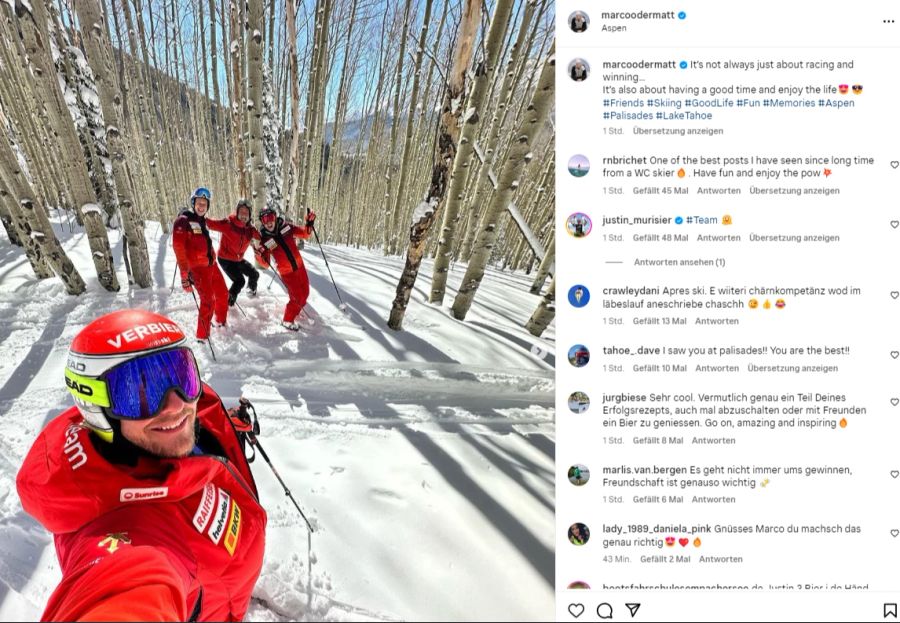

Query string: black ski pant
218 257 259 297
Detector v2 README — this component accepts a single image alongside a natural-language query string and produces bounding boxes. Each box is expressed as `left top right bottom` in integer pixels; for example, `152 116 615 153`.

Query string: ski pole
235 300 248 318
169 264 178 293
189 288 217 362
310 225 347 312
238 399 314 532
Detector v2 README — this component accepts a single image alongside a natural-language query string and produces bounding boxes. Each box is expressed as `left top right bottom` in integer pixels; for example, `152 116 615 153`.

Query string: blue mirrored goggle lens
103 348 201 420
194 187 211 200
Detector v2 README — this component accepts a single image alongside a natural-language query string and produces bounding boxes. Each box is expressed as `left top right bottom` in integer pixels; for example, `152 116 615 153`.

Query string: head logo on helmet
65 310 190 437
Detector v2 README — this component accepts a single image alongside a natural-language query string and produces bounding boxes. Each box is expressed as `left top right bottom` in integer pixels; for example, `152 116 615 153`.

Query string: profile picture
569 11 589 33
569 59 589 82
567 154 590 177
566 213 592 238
568 284 590 308
568 391 590 414
568 464 590 486
568 344 590 368
569 522 590 546
568 581 591 590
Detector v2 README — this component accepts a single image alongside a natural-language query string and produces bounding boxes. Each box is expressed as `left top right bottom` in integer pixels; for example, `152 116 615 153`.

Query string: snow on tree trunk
429 0 514 304
247 0 266 207
0 125 86 293
72 0 152 288
450 45 555 321
230 0 247 197
15 0 118 291
262 65 283 212
525 275 554 337
529 237 554 294
387 0 483 331
386 0 434 255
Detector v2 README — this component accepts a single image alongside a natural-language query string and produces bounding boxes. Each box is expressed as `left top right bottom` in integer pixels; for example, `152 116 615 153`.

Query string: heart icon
893 292 900 300
893 352 899 359
891 470 899 479
892 529 899 538
892 161 900 169
892 398 899 407
568 603 585 618
893 221 900 229
679 537 689 547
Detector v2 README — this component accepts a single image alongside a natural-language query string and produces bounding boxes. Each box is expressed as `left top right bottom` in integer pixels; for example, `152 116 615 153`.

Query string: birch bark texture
387 0 483 331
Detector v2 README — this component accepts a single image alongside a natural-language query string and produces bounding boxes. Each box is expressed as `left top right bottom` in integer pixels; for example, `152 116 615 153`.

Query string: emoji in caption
838 84 849 94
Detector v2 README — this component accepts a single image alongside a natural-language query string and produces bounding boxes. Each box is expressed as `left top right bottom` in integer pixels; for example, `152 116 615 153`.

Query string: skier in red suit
16 309 266 621
254 208 316 331
206 199 260 307
173 187 230 340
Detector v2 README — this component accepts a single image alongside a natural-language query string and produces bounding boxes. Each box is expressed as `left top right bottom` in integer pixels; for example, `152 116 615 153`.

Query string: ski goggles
192 187 212 201
260 212 277 225
65 347 202 420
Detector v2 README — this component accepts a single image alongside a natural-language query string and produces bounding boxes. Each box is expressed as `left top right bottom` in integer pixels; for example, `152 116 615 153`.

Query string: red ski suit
255 219 313 323
173 210 229 338
206 214 258 262
16 385 267 622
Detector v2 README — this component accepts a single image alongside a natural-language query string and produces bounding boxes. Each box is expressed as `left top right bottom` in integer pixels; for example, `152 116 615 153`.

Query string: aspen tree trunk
525 275 554 336
199 0 209 103
209 0 220 126
230 0 248 196
0 124 86 293
429 0 513 304
283 0 301 215
381 0 413 253
529 237 554 294
74 0 152 287
387 0 433 252
16 0 119 291
299 0 333 216
387 0 483 331
247 0 266 204
0 23 68 213
127 0 171 224
450 44 555 320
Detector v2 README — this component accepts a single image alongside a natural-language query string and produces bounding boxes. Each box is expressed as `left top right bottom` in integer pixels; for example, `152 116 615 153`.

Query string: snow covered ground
0 219 555 621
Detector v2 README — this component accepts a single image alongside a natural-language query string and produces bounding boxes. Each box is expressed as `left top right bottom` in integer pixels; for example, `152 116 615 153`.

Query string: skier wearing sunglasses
16 309 266 621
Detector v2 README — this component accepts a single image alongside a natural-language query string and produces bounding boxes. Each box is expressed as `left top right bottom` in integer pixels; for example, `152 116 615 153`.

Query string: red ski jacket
255 218 312 276
206 215 259 262
173 211 216 279
16 385 267 622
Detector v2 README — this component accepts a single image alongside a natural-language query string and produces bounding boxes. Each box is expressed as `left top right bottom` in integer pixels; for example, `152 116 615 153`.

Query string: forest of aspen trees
0 0 555 335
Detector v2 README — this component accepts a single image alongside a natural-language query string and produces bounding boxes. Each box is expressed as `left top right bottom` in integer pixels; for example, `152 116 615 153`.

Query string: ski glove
181 274 193 292
306 212 316 229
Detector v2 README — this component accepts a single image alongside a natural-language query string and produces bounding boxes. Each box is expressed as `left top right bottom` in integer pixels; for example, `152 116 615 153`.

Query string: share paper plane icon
626 603 641 617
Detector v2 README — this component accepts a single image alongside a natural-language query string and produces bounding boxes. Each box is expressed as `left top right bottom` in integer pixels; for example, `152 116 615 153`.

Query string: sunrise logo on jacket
119 487 168 502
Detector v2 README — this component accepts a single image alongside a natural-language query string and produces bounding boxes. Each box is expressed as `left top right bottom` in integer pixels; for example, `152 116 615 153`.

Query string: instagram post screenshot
0 0 896 621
